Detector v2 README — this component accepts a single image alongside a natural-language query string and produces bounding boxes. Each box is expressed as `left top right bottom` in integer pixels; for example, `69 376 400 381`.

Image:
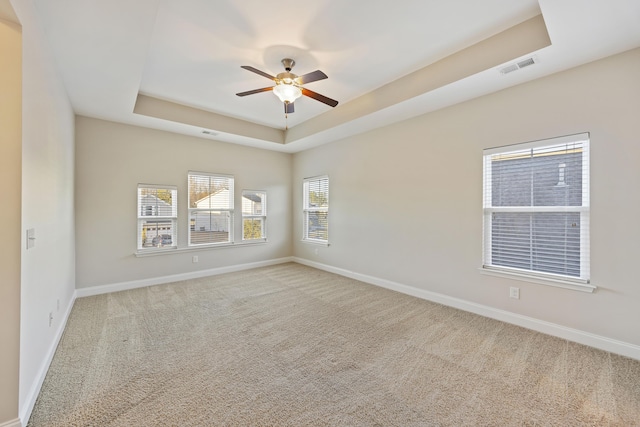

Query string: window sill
479 267 596 293
135 240 268 257
301 239 330 247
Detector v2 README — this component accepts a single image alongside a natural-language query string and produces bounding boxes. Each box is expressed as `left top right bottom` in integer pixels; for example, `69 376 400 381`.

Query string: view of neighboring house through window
242 190 266 240
482 133 590 283
303 175 329 243
137 185 177 250
188 172 234 245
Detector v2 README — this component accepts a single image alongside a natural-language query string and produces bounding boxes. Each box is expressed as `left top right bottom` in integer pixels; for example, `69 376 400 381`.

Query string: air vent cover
499 56 538 75
500 64 520 75
517 57 536 68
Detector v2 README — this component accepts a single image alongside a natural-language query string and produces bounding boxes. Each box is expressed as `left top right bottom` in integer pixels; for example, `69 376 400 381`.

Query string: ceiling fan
236 58 339 114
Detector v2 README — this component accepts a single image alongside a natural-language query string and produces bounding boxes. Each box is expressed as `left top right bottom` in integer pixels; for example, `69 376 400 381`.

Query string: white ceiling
32 0 640 152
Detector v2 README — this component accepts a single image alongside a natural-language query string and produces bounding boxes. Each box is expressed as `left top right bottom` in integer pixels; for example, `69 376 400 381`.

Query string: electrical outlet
314 248 319 255
192 255 198 263
49 312 53 327
509 287 520 299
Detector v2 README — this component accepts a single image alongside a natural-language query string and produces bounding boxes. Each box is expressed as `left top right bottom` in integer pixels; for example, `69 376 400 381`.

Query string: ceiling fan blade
295 70 328 85
236 87 274 97
285 102 294 114
301 88 339 107
240 65 276 80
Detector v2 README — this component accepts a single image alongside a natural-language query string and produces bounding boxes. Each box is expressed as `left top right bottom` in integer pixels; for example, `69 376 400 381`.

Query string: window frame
188 171 234 247
482 133 592 291
137 184 178 252
302 175 329 244
242 190 267 241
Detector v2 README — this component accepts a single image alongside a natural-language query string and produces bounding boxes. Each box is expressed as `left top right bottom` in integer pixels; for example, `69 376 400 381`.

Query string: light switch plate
26 228 35 249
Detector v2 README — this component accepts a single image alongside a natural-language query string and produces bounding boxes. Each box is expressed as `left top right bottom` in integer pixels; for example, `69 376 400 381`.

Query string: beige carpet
28 263 640 426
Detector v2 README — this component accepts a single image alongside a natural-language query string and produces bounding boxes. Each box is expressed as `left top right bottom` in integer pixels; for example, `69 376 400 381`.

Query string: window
137 185 177 250
188 172 234 246
242 190 266 240
483 133 590 283
303 176 329 243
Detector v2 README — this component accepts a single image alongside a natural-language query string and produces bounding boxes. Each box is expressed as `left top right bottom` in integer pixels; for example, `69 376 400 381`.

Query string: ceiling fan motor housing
276 71 297 85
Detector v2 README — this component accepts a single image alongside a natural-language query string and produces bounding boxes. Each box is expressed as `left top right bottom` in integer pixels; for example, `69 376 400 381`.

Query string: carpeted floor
28 263 640 426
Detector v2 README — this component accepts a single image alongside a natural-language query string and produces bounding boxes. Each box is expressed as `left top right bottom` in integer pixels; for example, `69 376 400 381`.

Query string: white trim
19 292 77 425
240 237 267 243
188 170 234 179
188 172 235 247
479 267 595 292
303 174 329 183
137 183 177 191
580 142 591 279
303 175 329 243
76 257 293 298
0 418 21 427
137 185 178 251
485 206 589 213
292 257 640 361
134 239 269 257
301 239 330 247
482 135 591 284
241 189 267 241
483 132 589 155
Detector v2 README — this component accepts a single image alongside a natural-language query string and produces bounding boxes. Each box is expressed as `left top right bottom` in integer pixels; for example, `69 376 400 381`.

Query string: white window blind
137 184 177 250
242 190 267 240
303 176 329 242
188 172 234 245
483 133 590 283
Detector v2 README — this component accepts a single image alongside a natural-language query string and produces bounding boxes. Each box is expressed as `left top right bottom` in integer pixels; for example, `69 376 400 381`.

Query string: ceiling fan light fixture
238 58 338 111
273 83 302 104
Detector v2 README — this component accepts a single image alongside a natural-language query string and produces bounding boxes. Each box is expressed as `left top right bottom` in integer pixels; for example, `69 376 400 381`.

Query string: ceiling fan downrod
281 58 295 72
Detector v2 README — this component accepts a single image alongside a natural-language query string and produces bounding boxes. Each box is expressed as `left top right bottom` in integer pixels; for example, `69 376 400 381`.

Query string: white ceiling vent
517 57 536 68
499 56 538 75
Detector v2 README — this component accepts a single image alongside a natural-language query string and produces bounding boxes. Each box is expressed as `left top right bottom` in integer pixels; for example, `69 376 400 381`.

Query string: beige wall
75 117 293 288
10 0 77 423
293 48 640 347
0 9 22 426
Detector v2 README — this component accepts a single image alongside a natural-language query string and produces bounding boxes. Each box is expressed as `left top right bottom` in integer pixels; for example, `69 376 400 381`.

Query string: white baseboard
0 418 21 427
18 292 76 426
292 257 640 361
76 257 294 298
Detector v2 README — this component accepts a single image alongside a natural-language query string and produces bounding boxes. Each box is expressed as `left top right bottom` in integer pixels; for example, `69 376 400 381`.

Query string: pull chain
285 113 288 130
